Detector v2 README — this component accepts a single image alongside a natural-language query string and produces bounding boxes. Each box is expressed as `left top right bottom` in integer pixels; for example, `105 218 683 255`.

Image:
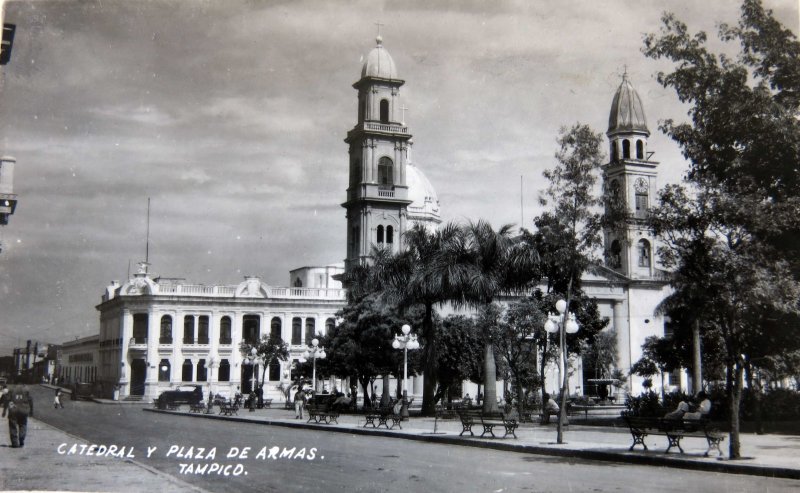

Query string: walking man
3 384 34 448
294 387 306 419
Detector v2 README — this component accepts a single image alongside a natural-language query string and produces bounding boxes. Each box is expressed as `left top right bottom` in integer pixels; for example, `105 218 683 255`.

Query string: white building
94 267 345 401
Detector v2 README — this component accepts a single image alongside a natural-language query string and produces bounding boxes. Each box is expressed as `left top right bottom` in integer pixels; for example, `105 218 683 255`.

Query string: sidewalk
0 418 210 493
145 405 800 480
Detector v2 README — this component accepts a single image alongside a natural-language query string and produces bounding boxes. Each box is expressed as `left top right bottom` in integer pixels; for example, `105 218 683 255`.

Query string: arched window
219 316 232 344
159 315 172 344
378 157 394 189
636 140 644 159
380 99 389 123
183 316 195 344
305 318 316 343
158 359 171 382
609 240 622 268
270 317 282 340
637 239 651 267
611 141 618 163
182 359 193 382
325 318 335 335
197 359 207 382
622 139 631 159
292 317 302 345
377 225 384 244
268 360 281 381
198 316 209 344
133 314 148 344
243 315 259 344
294 277 303 287
386 226 394 244
218 359 230 382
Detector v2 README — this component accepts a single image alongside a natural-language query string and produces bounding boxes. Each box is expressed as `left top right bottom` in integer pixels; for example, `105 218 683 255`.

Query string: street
22 387 799 492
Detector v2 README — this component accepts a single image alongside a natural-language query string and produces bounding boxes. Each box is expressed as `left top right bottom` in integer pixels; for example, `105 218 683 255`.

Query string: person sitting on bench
542 393 559 424
665 391 711 420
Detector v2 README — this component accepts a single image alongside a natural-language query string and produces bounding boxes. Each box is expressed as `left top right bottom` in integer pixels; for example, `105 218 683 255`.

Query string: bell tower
603 74 658 279
342 35 412 272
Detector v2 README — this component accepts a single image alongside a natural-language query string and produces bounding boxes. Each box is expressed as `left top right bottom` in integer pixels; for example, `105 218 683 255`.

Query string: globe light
250 347 257 357
311 338 319 347
544 318 558 334
392 339 401 349
402 324 411 335
555 299 568 314
302 350 310 359
319 350 326 359
566 314 579 334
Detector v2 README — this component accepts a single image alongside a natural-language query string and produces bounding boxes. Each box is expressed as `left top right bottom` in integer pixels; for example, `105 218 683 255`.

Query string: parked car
71 382 94 401
157 385 203 409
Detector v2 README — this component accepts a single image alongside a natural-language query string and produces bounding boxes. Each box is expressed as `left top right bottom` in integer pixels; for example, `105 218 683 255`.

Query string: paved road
26 387 799 492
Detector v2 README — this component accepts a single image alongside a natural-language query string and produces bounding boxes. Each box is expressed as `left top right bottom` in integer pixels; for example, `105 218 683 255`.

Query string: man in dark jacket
2 384 34 448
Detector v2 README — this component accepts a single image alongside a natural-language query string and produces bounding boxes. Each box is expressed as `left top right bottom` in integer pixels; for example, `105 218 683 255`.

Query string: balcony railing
129 337 147 348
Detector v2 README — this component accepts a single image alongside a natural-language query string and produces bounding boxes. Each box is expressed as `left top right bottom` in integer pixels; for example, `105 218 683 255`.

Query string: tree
323 291 405 410
378 222 472 415
533 122 608 442
643 0 800 457
239 333 290 401
436 315 483 404
460 220 540 414
494 298 547 415
631 335 681 400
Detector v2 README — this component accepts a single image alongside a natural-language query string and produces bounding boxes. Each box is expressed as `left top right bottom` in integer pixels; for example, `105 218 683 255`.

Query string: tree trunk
482 342 499 413
421 303 438 416
692 320 702 394
359 376 371 410
381 374 391 407
729 361 743 459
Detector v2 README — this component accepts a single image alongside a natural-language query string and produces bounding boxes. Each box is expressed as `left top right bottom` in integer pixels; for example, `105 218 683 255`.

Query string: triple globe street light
392 323 421 418
544 298 580 444
301 338 326 393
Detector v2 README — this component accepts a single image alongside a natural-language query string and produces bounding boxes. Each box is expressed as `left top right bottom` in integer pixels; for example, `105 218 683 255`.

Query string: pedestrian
3 384 34 448
541 392 559 424
294 388 306 419
54 388 64 409
248 391 256 412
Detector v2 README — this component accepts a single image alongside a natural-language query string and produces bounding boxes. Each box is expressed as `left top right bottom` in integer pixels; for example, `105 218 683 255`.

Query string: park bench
219 402 238 416
435 400 464 420
458 409 518 439
364 404 403 430
189 403 206 413
622 414 726 456
306 395 339 425
262 398 273 408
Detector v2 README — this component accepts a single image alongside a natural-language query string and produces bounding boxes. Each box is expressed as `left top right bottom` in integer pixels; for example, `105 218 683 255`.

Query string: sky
0 0 797 353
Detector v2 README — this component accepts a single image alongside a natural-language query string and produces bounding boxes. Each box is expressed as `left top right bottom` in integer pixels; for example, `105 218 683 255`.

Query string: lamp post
392 323 420 419
245 347 261 394
302 338 326 392
544 298 580 444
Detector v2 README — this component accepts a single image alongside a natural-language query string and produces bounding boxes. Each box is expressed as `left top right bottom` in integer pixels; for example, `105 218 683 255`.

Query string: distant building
93 266 345 401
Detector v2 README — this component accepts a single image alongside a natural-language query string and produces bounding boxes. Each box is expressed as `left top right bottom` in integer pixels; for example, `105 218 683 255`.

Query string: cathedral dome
406 163 441 229
361 36 398 80
608 75 649 136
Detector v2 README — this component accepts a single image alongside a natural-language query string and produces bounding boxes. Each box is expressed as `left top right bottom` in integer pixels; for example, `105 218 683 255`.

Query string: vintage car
156 385 203 409
70 382 95 401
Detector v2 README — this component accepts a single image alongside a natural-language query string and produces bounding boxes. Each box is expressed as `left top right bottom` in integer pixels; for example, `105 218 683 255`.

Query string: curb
143 408 800 481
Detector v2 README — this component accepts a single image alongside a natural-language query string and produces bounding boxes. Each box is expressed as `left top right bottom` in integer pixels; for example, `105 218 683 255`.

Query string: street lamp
301 338 326 392
392 323 420 419
544 298 580 444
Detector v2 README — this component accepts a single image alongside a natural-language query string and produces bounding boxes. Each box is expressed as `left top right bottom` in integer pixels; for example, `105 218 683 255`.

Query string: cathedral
81 36 671 402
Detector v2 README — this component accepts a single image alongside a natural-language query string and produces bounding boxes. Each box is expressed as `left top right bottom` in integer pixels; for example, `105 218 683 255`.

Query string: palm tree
461 220 540 413
378 222 470 415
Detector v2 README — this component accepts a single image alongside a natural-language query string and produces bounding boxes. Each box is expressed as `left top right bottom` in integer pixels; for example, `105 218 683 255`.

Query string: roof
608 74 649 136
361 36 398 80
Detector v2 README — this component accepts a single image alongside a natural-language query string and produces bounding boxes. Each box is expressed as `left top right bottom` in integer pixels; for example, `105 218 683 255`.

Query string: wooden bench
458 410 518 439
189 403 206 413
364 406 402 430
262 398 273 408
219 402 238 416
622 415 726 456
